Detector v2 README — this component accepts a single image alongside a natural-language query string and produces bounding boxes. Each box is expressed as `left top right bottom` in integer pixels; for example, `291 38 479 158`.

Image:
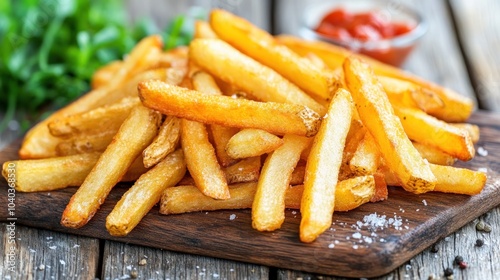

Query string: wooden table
1 0 500 279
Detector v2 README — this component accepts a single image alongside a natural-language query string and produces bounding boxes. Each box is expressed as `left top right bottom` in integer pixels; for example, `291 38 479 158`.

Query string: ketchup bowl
299 0 427 67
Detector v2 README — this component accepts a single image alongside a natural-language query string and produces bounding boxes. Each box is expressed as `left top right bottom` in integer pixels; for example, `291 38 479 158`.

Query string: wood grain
449 0 500 112
1 112 499 278
0 224 100 280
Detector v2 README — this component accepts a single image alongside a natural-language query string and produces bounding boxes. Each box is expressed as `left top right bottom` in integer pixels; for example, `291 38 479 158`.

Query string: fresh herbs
0 0 198 132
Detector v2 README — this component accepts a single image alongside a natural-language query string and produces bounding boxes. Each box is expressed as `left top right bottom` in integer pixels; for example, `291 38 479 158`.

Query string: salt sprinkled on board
229 214 236 220
59 260 66 265
328 243 335 249
478 167 488 173
422 199 428 206
477 146 488 156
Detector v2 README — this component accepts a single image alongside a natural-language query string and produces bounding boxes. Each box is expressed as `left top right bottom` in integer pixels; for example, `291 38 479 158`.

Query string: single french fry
61 105 161 228
224 156 261 184
106 149 186 236
226 129 284 159
394 105 475 161
277 35 474 122
56 130 116 156
452 123 480 144
252 134 311 231
210 9 335 101
48 97 140 138
412 142 456 166
181 119 230 199
160 176 375 215
344 57 436 194
300 88 354 243
194 20 219 39
138 80 322 137
20 35 164 159
211 125 240 167
143 116 181 168
382 164 487 195
189 38 326 115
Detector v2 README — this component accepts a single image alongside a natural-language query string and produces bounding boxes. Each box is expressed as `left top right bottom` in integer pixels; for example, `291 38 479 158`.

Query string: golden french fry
194 20 219 39
344 57 436 194
138 80 322 137
20 35 164 159
189 38 326 115
2 153 100 192
181 119 230 199
48 97 140 138
412 142 456 166
224 156 261 184
56 130 116 156
61 105 161 228
277 35 474 122
300 88 354 243
106 149 186 236
252 134 311 231
210 9 335 101
348 132 380 177
226 129 284 159
143 116 181 168
160 176 375 215
394 105 475 161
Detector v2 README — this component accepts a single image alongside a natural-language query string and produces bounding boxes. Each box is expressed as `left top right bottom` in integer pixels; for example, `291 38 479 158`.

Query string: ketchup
315 8 416 66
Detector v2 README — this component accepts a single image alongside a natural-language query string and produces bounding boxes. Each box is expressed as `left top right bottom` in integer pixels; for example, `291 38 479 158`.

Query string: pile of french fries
1 9 487 242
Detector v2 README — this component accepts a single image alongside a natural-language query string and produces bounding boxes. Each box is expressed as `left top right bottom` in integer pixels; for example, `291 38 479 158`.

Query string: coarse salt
477 147 488 156
229 214 236 220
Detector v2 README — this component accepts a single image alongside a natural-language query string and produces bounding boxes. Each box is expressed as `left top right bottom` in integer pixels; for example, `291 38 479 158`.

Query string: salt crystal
126 265 133 270
73 244 80 248
213 273 220 278
416 209 420 212
363 236 373 244
328 243 335 249
229 214 236 220
352 245 359 249
59 260 66 265
29 249 36 253
478 167 488 173
49 246 57 250
477 147 488 156
422 199 428 206
352 232 362 239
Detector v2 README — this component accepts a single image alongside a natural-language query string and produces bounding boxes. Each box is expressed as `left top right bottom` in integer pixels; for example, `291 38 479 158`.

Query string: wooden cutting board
1 111 500 278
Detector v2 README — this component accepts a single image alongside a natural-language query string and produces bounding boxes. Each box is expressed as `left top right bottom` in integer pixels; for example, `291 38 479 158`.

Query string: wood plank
449 0 500 112
1 111 499 278
101 240 269 279
0 224 100 279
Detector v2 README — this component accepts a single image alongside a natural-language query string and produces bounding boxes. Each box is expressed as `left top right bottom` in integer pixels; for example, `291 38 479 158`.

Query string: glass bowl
299 0 427 67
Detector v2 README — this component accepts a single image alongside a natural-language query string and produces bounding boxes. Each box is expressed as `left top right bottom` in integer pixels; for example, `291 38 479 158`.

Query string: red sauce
315 8 416 66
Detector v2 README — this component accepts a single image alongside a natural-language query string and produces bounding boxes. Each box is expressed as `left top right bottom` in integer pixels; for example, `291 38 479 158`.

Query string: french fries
106 149 186 236
210 9 335 101
252 135 310 231
344 57 436 194
61 105 161 228
189 38 326 115
5 10 488 243
226 129 284 159
300 88 354 243
138 80 322 137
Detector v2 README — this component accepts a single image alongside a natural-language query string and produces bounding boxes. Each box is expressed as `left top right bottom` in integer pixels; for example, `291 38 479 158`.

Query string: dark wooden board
1 111 500 278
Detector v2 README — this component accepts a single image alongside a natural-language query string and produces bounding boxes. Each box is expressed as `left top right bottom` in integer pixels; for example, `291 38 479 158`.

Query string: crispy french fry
56 130 116 156
194 20 219 39
210 9 335 101
211 125 240 167
224 156 261 184
226 129 284 159
277 35 474 122
138 80 322 137
252 134 311 231
61 105 161 228
300 88 354 243
143 116 181 168
344 57 436 194
48 97 140 138
382 164 487 195
106 149 186 236
394 105 475 161
160 175 375 215
20 35 164 159
181 119 230 199
412 142 456 166
189 38 326 115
